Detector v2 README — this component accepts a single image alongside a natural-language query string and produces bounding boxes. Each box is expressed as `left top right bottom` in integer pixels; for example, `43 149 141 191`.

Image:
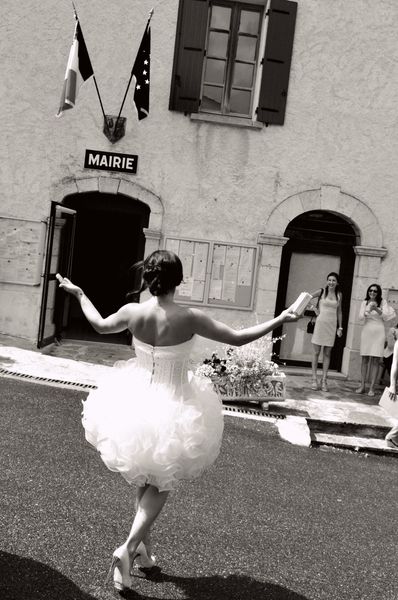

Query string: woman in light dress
356 284 395 396
56 250 299 593
310 272 343 392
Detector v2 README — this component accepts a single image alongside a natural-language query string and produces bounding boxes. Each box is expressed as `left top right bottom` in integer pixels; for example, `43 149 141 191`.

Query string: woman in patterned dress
356 284 395 396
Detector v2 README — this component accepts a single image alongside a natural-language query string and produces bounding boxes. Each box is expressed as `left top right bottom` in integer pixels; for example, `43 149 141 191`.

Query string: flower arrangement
196 338 286 401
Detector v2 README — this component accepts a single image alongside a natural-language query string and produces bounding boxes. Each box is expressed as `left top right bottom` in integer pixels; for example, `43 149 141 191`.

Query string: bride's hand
56 274 83 298
281 307 300 323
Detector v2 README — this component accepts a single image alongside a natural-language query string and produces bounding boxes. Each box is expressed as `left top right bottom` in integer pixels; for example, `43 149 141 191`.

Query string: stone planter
212 373 286 410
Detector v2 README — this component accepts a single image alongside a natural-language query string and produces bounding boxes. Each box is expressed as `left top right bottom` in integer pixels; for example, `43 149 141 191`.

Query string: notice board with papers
164 237 257 310
208 243 257 308
165 237 210 303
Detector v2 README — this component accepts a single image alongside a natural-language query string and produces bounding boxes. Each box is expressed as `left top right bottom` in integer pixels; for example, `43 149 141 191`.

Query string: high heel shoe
135 541 156 569
106 544 132 592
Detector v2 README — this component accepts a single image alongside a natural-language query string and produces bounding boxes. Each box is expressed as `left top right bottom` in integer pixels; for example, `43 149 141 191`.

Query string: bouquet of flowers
196 338 286 400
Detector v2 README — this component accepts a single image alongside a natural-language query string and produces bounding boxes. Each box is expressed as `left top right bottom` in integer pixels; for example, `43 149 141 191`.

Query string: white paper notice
211 261 222 280
222 280 237 302
191 280 205 301
180 240 194 278
213 244 226 265
210 244 226 297
222 246 239 302
238 247 254 286
209 279 222 299
178 277 194 297
192 243 208 280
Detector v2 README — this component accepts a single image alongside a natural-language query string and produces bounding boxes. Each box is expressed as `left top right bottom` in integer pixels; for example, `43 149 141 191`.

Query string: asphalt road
1 377 397 600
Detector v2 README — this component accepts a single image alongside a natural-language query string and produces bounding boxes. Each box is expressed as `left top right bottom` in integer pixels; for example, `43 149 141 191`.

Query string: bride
56 249 299 592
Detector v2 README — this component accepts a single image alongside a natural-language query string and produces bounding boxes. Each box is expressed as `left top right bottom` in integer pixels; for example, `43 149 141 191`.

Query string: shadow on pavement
0 551 97 600
122 567 311 600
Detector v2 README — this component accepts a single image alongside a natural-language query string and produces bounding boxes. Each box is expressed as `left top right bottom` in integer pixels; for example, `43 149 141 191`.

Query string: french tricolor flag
57 20 93 117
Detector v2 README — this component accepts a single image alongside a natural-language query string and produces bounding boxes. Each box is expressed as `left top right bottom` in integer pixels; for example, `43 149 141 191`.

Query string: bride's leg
135 484 149 509
135 484 152 553
125 484 169 557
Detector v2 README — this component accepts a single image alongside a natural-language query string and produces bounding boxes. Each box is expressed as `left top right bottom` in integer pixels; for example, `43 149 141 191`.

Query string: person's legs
368 356 379 395
125 484 169 557
321 347 331 390
385 424 398 446
110 484 169 589
135 484 148 508
356 356 369 393
311 344 321 388
135 484 151 551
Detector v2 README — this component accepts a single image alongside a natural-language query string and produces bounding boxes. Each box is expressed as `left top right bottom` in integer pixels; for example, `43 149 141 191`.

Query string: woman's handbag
306 319 315 334
306 289 323 335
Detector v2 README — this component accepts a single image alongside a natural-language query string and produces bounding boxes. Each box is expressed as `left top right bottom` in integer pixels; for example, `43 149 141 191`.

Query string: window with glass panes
200 2 263 117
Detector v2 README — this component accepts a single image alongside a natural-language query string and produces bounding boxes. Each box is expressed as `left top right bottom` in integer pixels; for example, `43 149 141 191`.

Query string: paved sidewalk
0 334 397 456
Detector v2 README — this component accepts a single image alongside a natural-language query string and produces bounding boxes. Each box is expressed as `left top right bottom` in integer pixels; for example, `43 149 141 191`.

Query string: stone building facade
1 0 398 378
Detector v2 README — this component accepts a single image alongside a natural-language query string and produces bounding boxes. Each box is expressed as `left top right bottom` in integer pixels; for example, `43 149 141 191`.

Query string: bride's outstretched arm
190 306 300 346
56 274 133 334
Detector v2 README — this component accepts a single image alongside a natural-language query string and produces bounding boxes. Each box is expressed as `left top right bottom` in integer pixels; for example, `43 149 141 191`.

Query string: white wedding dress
82 335 224 492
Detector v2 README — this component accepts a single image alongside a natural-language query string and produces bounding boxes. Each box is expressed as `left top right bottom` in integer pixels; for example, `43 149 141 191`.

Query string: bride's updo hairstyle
141 250 183 296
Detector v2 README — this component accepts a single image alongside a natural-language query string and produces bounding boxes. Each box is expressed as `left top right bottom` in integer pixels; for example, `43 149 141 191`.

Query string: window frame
199 0 264 119
169 0 298 126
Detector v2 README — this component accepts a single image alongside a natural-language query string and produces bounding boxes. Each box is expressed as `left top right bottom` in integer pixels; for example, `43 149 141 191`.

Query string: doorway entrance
62 192 149 344
273 211 357 370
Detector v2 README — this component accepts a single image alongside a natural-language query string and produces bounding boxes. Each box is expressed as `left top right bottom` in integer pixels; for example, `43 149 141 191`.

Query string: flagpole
114 8 154 132
71 2 110 134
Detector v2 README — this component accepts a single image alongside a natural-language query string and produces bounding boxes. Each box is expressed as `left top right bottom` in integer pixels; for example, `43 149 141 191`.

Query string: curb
277 414 398 456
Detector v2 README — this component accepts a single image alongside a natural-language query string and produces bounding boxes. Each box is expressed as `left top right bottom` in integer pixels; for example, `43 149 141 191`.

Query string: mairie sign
84 149 138 174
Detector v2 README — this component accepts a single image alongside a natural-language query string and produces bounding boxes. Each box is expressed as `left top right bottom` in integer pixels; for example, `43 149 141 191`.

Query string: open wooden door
37 202 76 348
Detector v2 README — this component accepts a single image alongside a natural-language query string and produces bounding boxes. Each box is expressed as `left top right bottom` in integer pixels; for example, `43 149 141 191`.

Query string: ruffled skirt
82 360 224 491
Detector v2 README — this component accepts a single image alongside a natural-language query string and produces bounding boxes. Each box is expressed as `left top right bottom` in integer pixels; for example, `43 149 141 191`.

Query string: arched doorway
62 191 150 343
273 210 358 370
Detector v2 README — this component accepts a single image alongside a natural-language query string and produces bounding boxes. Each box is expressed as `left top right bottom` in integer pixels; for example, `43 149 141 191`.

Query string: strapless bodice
133 335 195 389
82 333 223 492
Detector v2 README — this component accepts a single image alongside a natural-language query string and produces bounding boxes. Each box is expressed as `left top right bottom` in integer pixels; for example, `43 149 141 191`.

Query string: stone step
312 432 398 456
308 418 391 439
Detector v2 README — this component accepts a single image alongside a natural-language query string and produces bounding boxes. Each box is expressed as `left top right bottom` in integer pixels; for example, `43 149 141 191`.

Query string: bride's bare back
128 296 195 347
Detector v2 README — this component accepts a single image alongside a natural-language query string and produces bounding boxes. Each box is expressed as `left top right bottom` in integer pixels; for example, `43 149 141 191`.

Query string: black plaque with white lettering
84 149 138 174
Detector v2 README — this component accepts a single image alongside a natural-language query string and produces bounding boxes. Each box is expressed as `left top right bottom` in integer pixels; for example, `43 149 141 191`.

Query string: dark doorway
61 192 150 344
273 211 358 371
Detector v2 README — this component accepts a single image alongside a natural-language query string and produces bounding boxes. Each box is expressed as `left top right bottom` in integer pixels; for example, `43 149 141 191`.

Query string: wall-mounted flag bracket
103 115 127 143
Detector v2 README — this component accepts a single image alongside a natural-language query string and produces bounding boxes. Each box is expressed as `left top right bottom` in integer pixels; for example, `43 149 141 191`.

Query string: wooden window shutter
257 0 297 125
169 0 209 113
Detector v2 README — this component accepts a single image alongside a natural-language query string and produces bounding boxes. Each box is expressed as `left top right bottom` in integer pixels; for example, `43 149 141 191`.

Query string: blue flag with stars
132 22 150 120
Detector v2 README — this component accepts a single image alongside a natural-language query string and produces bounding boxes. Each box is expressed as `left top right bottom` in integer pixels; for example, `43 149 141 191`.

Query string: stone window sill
190 112 263 130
